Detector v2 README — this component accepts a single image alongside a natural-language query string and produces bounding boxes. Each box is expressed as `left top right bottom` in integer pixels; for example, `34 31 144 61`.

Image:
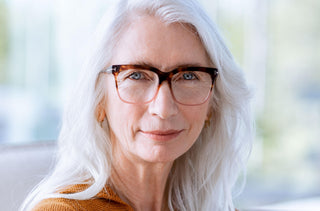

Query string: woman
21 0 253 210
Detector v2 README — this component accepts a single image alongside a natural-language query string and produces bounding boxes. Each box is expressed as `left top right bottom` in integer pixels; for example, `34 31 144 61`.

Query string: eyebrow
133 61 206 71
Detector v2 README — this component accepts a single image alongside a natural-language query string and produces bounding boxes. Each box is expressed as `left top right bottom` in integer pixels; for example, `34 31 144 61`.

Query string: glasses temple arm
100 66 114 74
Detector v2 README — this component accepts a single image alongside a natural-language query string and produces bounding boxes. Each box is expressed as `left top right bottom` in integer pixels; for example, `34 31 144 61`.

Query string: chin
139 148 184 164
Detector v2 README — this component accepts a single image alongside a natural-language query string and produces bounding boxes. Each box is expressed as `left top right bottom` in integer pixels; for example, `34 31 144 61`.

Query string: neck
110 153 173 211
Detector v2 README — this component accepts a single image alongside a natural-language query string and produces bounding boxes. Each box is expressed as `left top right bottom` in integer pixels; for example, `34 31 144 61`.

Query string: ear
96 103 106 122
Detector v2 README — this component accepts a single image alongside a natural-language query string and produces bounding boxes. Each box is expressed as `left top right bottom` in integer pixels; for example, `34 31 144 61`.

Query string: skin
99 15 212 211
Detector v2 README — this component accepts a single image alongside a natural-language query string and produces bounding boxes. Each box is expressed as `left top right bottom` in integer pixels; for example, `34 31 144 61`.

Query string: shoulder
32 196 131 211
31 184 87 211
32 198 80 211
31 184 133 211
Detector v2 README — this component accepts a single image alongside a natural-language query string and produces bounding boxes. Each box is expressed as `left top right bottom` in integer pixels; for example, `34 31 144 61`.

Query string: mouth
140 129 184 141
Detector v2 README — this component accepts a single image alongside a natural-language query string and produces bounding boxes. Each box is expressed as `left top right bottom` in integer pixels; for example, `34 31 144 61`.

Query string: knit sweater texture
32 184 239 211
32 184 134 211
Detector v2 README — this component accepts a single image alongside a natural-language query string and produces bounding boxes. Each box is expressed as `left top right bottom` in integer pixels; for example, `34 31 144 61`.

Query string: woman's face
103 16 212 163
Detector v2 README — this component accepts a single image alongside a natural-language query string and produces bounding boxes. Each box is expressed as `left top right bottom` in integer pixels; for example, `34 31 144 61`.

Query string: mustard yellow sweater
32 184 134 211
32 184 239 211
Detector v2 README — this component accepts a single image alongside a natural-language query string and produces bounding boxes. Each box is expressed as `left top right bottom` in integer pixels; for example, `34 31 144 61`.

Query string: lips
140 129 184 141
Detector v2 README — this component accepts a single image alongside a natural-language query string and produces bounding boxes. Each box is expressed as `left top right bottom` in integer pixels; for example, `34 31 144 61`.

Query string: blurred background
0 0 319 209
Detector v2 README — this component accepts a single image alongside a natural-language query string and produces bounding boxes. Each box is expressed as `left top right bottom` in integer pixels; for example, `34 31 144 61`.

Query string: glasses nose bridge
153 71 175 101
157 71 174 91
159 71 171 81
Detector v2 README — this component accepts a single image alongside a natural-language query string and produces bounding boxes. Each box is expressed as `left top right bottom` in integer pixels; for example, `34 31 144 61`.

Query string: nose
148 81 178 119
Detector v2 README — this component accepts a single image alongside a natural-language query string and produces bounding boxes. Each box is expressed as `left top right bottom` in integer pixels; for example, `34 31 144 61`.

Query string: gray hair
21 0 253 210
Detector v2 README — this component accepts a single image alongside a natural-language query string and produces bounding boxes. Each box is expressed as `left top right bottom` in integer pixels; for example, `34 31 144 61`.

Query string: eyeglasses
100 64 218 106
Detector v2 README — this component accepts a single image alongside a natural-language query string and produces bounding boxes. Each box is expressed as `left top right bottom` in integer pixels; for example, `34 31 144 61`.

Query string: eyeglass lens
115 67 213 105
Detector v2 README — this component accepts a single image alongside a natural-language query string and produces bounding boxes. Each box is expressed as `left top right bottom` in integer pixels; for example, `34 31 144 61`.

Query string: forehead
111 15 210 70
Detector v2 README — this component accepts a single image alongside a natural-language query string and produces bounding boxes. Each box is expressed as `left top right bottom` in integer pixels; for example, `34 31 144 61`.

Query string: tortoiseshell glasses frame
100 64 218 106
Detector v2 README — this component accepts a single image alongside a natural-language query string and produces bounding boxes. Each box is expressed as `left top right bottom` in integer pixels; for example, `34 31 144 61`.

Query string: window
205 0 320 208
0 0 110 143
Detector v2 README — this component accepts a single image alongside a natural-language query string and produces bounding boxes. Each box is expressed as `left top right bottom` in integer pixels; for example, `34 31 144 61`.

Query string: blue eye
129 72 142 80
183 72 197 80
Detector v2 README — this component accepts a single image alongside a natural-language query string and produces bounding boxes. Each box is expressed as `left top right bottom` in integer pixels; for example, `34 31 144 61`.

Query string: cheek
106 98 129 134
106 103 133 151
186 106 208 126
104 85 144 142
104 78 126 137
182 104 210 141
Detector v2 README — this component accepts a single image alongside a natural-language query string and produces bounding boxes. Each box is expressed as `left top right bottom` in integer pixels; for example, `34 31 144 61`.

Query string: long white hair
21 0 253 210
